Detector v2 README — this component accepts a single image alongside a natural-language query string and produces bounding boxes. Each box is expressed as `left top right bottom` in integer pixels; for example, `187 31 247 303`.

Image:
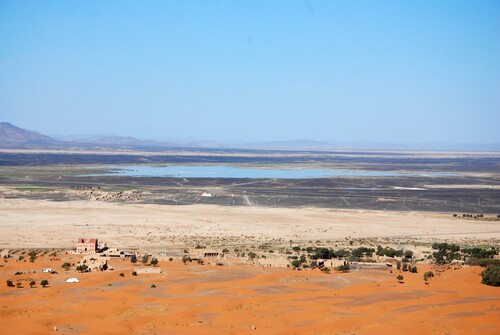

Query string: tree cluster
432 243 460 264
376 246 404 258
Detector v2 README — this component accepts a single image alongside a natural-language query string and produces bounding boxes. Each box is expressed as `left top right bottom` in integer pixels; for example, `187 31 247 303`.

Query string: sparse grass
14 187 52 192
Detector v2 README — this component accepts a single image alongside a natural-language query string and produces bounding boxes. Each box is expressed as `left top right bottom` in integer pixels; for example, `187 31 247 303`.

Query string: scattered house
101 247 123 258
316 259 346 268
134 267 162 274
42 268 53 273
256 257 289 267
65 278 79 283
201 249 219 258
0 249 11 258
76 238 98 254
78 255 108 271
201 192 213 197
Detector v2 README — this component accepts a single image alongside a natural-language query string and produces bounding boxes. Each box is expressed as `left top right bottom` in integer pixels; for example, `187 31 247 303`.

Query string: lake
87 165 455 179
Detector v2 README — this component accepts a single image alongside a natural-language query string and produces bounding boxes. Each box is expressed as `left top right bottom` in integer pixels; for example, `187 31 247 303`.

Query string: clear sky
1 0 499 144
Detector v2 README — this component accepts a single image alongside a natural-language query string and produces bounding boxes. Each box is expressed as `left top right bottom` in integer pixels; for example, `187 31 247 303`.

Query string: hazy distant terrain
1 122 499 152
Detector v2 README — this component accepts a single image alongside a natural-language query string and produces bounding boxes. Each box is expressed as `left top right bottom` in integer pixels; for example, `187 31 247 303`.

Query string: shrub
336 263 350 272
410 266 418 273
29 280 36 288
130 254 138 263
462 248 497 259
61 262 71 270
132 271 137 276
119 273 125 277
396 275 404 283
311 247 336 260
404 250 414 258
376 246 404 258
6 280 14 287
351 247 375 258
423 271 434 282
151 284 156 288
150 258 159 266
169 257 173 261
466 258 500 267
481 265 500 287
40 279 49 287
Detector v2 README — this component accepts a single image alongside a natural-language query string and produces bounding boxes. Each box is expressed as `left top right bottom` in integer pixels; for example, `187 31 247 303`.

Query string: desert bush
40 279 49 287
311 247 335 260
466 258 500 267
351 247 375 258
6 280 14 287
396 275 404 283
336 264 350 272
423 271 434 282
404 250 414 258
481 265 500 287
132 271 137 276
376 246 404 258
462 248 497 259
119 273 125 277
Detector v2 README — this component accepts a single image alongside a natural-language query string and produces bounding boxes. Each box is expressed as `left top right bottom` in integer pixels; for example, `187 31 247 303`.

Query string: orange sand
1 255 498 335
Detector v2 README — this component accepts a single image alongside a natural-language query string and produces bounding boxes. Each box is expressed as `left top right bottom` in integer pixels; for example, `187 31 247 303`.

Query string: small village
2 235 498 291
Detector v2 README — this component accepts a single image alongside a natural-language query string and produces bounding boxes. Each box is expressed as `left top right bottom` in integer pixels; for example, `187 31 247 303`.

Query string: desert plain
0 149 499 334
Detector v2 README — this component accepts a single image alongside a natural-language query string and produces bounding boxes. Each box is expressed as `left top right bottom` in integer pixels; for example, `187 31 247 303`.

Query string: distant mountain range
0 122 169 150
0 122 498 152
0 122 58 148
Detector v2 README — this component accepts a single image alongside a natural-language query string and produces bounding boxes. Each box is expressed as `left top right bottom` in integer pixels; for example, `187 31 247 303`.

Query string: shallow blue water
88 165 454 179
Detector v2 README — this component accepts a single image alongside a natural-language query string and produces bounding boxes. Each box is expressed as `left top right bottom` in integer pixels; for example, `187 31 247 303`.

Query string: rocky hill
0 122 58 148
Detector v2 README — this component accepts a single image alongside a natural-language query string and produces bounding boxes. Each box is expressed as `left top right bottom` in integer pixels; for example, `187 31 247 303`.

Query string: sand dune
0 255 498 334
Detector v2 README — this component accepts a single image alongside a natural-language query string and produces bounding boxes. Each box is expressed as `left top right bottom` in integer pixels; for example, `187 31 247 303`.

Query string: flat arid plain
0 149 499 334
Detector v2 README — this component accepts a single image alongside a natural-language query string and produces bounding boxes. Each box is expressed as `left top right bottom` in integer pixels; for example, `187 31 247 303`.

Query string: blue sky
1 0 499 144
